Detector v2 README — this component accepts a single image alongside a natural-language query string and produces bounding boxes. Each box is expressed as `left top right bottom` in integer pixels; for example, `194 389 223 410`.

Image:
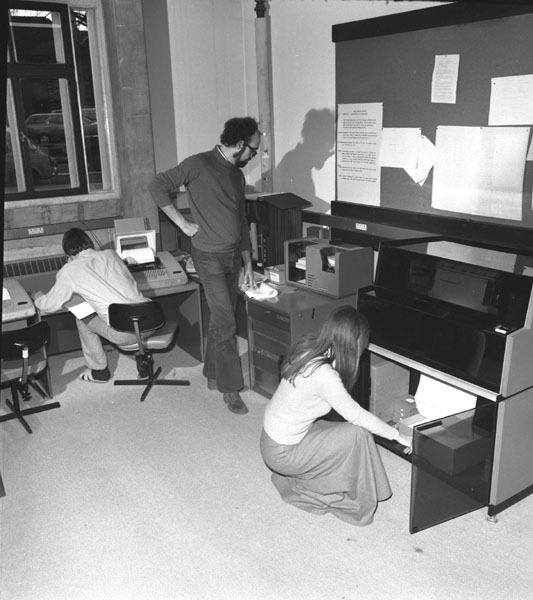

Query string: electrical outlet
28 227 45 235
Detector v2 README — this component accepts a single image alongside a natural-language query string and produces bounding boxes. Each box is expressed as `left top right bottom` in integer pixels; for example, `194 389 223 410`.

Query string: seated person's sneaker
79 367 110 383
222 392 248 415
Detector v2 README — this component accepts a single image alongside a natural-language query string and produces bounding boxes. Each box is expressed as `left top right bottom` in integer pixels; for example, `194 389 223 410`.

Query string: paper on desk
244 282 278 300
122 246 155 266
64 296 96 319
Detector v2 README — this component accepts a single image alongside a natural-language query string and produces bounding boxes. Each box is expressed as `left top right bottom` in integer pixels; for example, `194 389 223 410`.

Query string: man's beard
233 148 250 168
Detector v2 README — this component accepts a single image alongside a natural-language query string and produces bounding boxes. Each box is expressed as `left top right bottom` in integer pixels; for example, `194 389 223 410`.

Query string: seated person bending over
33 228 152 383
260 305 412 527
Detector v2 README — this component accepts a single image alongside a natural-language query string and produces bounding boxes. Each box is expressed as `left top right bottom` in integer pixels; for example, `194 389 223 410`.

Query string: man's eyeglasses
245 143 259 158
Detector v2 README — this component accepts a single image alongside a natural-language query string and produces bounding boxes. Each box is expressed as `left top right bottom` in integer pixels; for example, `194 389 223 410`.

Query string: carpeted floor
1 344 532 600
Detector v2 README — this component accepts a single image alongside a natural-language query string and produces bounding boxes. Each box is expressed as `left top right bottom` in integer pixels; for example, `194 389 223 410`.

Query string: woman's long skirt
260 420 392 526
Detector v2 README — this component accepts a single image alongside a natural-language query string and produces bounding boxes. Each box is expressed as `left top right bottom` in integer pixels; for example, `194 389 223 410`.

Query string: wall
104 0 158 225
161 0 261 187
147 0 442 204
268 0 442 212
142 0 178 173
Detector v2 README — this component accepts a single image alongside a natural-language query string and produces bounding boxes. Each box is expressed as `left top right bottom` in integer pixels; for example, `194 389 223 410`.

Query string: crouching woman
260 305 411 526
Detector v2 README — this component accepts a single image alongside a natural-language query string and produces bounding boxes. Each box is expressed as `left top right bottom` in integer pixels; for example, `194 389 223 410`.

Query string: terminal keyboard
128 251 188 293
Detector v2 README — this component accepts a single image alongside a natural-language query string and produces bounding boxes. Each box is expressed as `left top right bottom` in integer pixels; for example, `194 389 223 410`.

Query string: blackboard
331 2 533 250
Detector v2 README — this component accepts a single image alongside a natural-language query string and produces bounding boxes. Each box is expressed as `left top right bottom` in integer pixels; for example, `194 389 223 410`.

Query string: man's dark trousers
192 246 244 393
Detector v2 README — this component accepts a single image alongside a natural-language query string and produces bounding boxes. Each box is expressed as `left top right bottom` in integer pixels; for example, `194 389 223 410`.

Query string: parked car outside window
26 111 98 145
5 128 59 186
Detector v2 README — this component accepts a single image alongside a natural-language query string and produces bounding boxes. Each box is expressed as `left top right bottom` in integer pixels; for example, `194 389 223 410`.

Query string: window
5 0 117 201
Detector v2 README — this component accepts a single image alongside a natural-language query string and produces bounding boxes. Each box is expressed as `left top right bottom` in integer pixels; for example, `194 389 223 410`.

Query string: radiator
3 255 67 293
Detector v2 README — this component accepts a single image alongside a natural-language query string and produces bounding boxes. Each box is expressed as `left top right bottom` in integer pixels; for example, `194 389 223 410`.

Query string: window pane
4 128 61 195
5 125 24 194
5 78 59 196
71 9 104 192
5 2 114 201
21 78 81 192
9 9 66 64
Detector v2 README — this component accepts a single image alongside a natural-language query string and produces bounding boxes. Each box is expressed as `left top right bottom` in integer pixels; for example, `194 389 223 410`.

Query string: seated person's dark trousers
191 246 243 393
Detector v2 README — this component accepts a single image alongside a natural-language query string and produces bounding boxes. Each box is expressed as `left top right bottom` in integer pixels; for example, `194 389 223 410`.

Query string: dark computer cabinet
246 290 356 398
246 192 310 271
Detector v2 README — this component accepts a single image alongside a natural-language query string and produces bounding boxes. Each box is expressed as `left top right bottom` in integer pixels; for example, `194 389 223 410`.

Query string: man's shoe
207 377 218 391
223 392 248 415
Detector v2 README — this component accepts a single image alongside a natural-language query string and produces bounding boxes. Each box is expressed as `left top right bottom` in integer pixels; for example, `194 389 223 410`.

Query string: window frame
5 0 120 207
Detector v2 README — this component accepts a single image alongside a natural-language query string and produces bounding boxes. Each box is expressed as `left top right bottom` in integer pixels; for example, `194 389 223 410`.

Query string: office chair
1 321 60 434
108 301 190 402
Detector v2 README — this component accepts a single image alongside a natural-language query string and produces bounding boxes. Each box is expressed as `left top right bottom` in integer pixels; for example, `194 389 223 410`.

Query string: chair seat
118 319 178 352
1 320 58 432
109 301 189 402
1 352 47 384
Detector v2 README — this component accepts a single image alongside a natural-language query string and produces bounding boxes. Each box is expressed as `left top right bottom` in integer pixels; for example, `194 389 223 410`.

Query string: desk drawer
248 303 290 331
252 331 289 357
250 318 291 346
252 367 280 399
252 348 283 375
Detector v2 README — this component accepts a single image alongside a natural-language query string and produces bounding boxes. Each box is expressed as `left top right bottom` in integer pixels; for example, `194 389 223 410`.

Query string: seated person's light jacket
34 248 148 322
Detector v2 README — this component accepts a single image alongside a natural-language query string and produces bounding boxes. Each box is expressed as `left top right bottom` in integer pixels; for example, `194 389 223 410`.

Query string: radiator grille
3 255 68 279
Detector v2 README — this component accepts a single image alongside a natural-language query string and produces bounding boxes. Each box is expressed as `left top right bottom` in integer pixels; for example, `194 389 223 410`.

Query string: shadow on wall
274 108 336 213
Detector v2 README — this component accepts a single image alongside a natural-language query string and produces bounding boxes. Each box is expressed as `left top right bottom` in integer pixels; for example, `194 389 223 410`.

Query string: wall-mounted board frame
330 2 533 251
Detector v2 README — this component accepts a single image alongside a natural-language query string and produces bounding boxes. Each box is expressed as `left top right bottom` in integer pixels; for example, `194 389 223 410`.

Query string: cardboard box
398 412 427 439
370 356 410 424
393 395 418 424
416 418 491 476
264 264 286 285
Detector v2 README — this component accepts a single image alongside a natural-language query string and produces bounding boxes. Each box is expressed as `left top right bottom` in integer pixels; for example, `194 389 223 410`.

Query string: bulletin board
331 2 533 249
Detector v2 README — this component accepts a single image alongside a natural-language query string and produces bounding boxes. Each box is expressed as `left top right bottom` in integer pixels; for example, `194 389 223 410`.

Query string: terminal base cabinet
367 348 533 533
246 290 357 399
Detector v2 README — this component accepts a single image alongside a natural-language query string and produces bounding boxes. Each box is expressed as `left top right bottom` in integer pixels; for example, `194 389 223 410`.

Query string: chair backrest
108 301 164 334
1 321 49 359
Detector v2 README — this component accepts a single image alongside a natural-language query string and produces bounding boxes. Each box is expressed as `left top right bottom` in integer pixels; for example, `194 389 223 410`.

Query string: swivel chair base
0 381 60 434
114 365 190 402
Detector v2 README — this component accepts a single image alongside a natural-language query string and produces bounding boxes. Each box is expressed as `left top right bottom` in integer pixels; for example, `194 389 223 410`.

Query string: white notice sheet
489 74 533 125
431 54 460 104
404 135 439 186
379 128 420 169
432 126 530 221
336 103 382 206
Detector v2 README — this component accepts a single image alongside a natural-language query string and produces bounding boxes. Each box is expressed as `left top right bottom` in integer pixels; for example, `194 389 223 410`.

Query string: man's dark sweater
148 147 251 254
